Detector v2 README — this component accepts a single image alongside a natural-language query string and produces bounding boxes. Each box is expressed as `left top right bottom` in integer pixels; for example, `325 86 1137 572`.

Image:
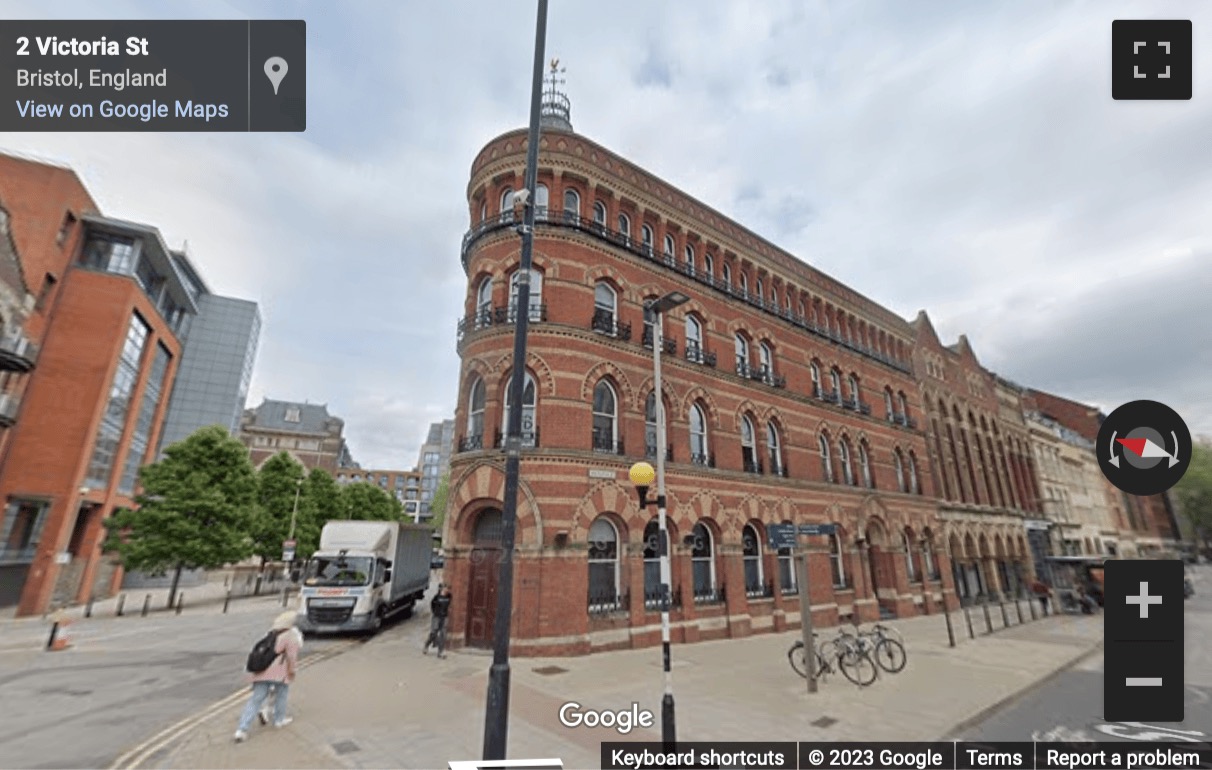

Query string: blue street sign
798 523 837 536
767 524 797 550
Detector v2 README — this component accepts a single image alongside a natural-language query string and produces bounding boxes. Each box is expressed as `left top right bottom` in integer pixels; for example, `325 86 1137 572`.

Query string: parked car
430 552 445 570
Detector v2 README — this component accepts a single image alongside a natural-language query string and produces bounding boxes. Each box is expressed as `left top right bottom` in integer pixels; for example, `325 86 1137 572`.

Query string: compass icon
1098 400 1191 496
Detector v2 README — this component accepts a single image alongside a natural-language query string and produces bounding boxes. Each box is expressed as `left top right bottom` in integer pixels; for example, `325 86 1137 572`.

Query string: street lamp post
629 290 690 748
483 0 549 760
282 477 303 607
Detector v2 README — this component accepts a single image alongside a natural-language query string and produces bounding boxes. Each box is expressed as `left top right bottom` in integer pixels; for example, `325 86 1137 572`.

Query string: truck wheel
399 603 414 620
370 607 384 634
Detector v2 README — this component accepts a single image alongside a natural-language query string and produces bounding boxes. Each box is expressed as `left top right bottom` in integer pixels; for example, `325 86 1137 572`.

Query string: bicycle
855 623 907 674
789 631 876 686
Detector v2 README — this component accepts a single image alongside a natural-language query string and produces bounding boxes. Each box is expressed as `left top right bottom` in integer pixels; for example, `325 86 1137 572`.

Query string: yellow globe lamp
629 461 655 507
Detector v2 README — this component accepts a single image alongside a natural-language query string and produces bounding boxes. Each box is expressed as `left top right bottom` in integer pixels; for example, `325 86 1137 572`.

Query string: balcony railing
460 212 914 374
693 585 726 605
690 452 716 468
591 431 624 455
644 584 683 611
746 580 775 599
0 331 38 372
456 303 548 348
641 327 677 354
890 413 918 429
742 457 763 475
457 433 484 452
843 398 872 415
494 427 539 448
591 308 632 341
684 341 717 367
769 460 788 478
588 589 629 616
645 443 674 462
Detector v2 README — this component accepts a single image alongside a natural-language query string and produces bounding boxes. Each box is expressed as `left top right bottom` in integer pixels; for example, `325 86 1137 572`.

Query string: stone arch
632 282 669 307
581 360 635 408
585 264 628 291
733 399 762 433
571 481 643 542
490 351 556 398
449 460 543 547
679 489 724 534
681 385 722 428
634 376 680 415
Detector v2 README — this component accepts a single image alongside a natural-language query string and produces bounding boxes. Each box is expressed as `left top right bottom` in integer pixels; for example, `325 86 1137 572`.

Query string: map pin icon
264 57 288 95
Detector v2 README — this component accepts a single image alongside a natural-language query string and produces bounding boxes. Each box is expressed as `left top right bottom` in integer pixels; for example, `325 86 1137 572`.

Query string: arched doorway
466 508 503 649
865 519 891 615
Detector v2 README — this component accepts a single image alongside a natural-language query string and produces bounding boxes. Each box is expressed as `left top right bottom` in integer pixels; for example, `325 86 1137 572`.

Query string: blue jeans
237 681 288 732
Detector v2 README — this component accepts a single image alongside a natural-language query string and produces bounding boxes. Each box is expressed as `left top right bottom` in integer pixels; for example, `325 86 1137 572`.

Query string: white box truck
297 521 431 634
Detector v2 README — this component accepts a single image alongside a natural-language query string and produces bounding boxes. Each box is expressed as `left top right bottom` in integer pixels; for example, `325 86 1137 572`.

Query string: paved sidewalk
141 600 1102 770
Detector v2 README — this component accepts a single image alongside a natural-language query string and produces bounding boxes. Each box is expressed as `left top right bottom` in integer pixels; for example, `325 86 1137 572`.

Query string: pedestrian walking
423 583 452 658
258 618 304 726
234 611 301 743
1031 578 1052 616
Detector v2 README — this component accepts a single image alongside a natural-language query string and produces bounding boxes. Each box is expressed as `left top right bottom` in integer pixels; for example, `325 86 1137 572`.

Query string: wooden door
466 548 501 648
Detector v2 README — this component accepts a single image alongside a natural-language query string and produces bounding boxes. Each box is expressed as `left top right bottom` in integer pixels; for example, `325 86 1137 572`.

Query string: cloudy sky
4 0 1210 467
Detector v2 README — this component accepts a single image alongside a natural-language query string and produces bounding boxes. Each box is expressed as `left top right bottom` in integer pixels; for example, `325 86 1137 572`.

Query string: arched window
819 434 834 482
592 380 619 453
740 415 758 473
535 183 549 220
475 276 493 328
798 300 806 319
500 187 515 214
885 387 895 420
830 532 846 587
766 421 782 476
898 391 910 419
502 371 537 447
684 245 695 274
641 224 655 255
908 452 920 494
645 391 667 460
690 403 709 465
722 263 732 287
894 450 906 492
479 201 487 223
664 234 676 257
859 440 873 488
593 281 618 332
685 315 704 362
810 361 822 397
642 519 666 607
903 529 919 582
617 213 631 238
691 523 715 597
734 334 750 376
563 189 580 222
755 278 764 299
840 438 855 485
743 524 764 595
739 273 749 295
467 376 486 441
704 253 714 277
923 533 938 580
785 294 792 314
509 269 543 322
593 200 607 226
830 368 842 398
587 517 620 610
770 287 778 306
847 374 860 404
759 341 773 381
777 520 796 593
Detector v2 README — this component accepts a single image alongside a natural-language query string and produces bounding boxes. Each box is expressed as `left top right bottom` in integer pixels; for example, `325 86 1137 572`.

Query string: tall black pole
483 0 547 760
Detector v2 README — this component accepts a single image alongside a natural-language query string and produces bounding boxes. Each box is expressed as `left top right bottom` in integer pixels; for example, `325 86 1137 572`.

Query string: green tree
1174 439 1212 552
296 468 342 559
103 425 256 609
339 481 403 521
250 452 307 567
428 471 450 542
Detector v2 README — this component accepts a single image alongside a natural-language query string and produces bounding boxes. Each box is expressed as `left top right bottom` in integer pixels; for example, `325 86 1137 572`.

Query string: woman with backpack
234 611 301 743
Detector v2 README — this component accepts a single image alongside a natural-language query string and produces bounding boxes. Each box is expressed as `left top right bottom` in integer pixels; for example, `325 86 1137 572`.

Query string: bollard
998 595 1010 628
176 593 184 615
116 594 126 617
1028 595 1038 620
1015 597 1024 625
46 621 60 650
964 604 975 639
982 597 994 634
223 588 231 614
142 594 151 617
85 596 94 618
943 603 956 647
254 576 262 596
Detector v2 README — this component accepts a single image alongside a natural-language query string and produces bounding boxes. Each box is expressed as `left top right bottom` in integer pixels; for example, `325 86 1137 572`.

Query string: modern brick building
239 398 359 472
0 152 195 614
335 467 424 519
444 81 975 657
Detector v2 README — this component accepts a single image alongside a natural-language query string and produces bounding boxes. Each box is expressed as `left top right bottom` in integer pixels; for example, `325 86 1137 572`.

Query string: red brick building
443 96 986 656
239 398 359 473
0 152 195 615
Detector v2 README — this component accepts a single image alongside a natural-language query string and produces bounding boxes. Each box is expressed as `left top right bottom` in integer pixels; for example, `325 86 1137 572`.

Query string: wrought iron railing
743 457 763 475
693 585 726 605
684 341 717 367
690 452 716 468
781 580 799 596
457 434 484 452
456 303 548 348
645 443 674 462
591 308 632 340
641 327 677 354
494 427 539 448
644 584 683 611
461 210 913 374
746 580 775 599
591 431 624 455
588 590 629 616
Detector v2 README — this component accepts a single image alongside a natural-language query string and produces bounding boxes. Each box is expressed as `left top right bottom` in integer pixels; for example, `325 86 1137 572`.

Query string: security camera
513 189 530 206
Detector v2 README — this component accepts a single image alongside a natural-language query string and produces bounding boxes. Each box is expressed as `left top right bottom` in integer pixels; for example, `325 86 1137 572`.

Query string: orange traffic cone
47 615 72 651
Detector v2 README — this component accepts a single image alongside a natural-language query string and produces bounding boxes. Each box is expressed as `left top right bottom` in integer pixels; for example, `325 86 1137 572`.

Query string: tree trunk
167 563 183 610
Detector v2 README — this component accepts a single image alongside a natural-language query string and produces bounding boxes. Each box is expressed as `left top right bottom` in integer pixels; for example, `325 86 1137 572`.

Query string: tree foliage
429 471 450 541
296 467 342 559
249 452 307 563
1174 439 1212 548
103 425 256 572
338 481 404 522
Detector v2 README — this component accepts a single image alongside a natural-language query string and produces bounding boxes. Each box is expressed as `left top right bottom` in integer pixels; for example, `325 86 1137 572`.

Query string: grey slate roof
247 398 341 434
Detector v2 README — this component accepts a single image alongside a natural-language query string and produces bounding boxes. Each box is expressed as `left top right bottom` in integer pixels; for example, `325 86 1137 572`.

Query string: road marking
1126 677 1163 686
108 639 361 769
